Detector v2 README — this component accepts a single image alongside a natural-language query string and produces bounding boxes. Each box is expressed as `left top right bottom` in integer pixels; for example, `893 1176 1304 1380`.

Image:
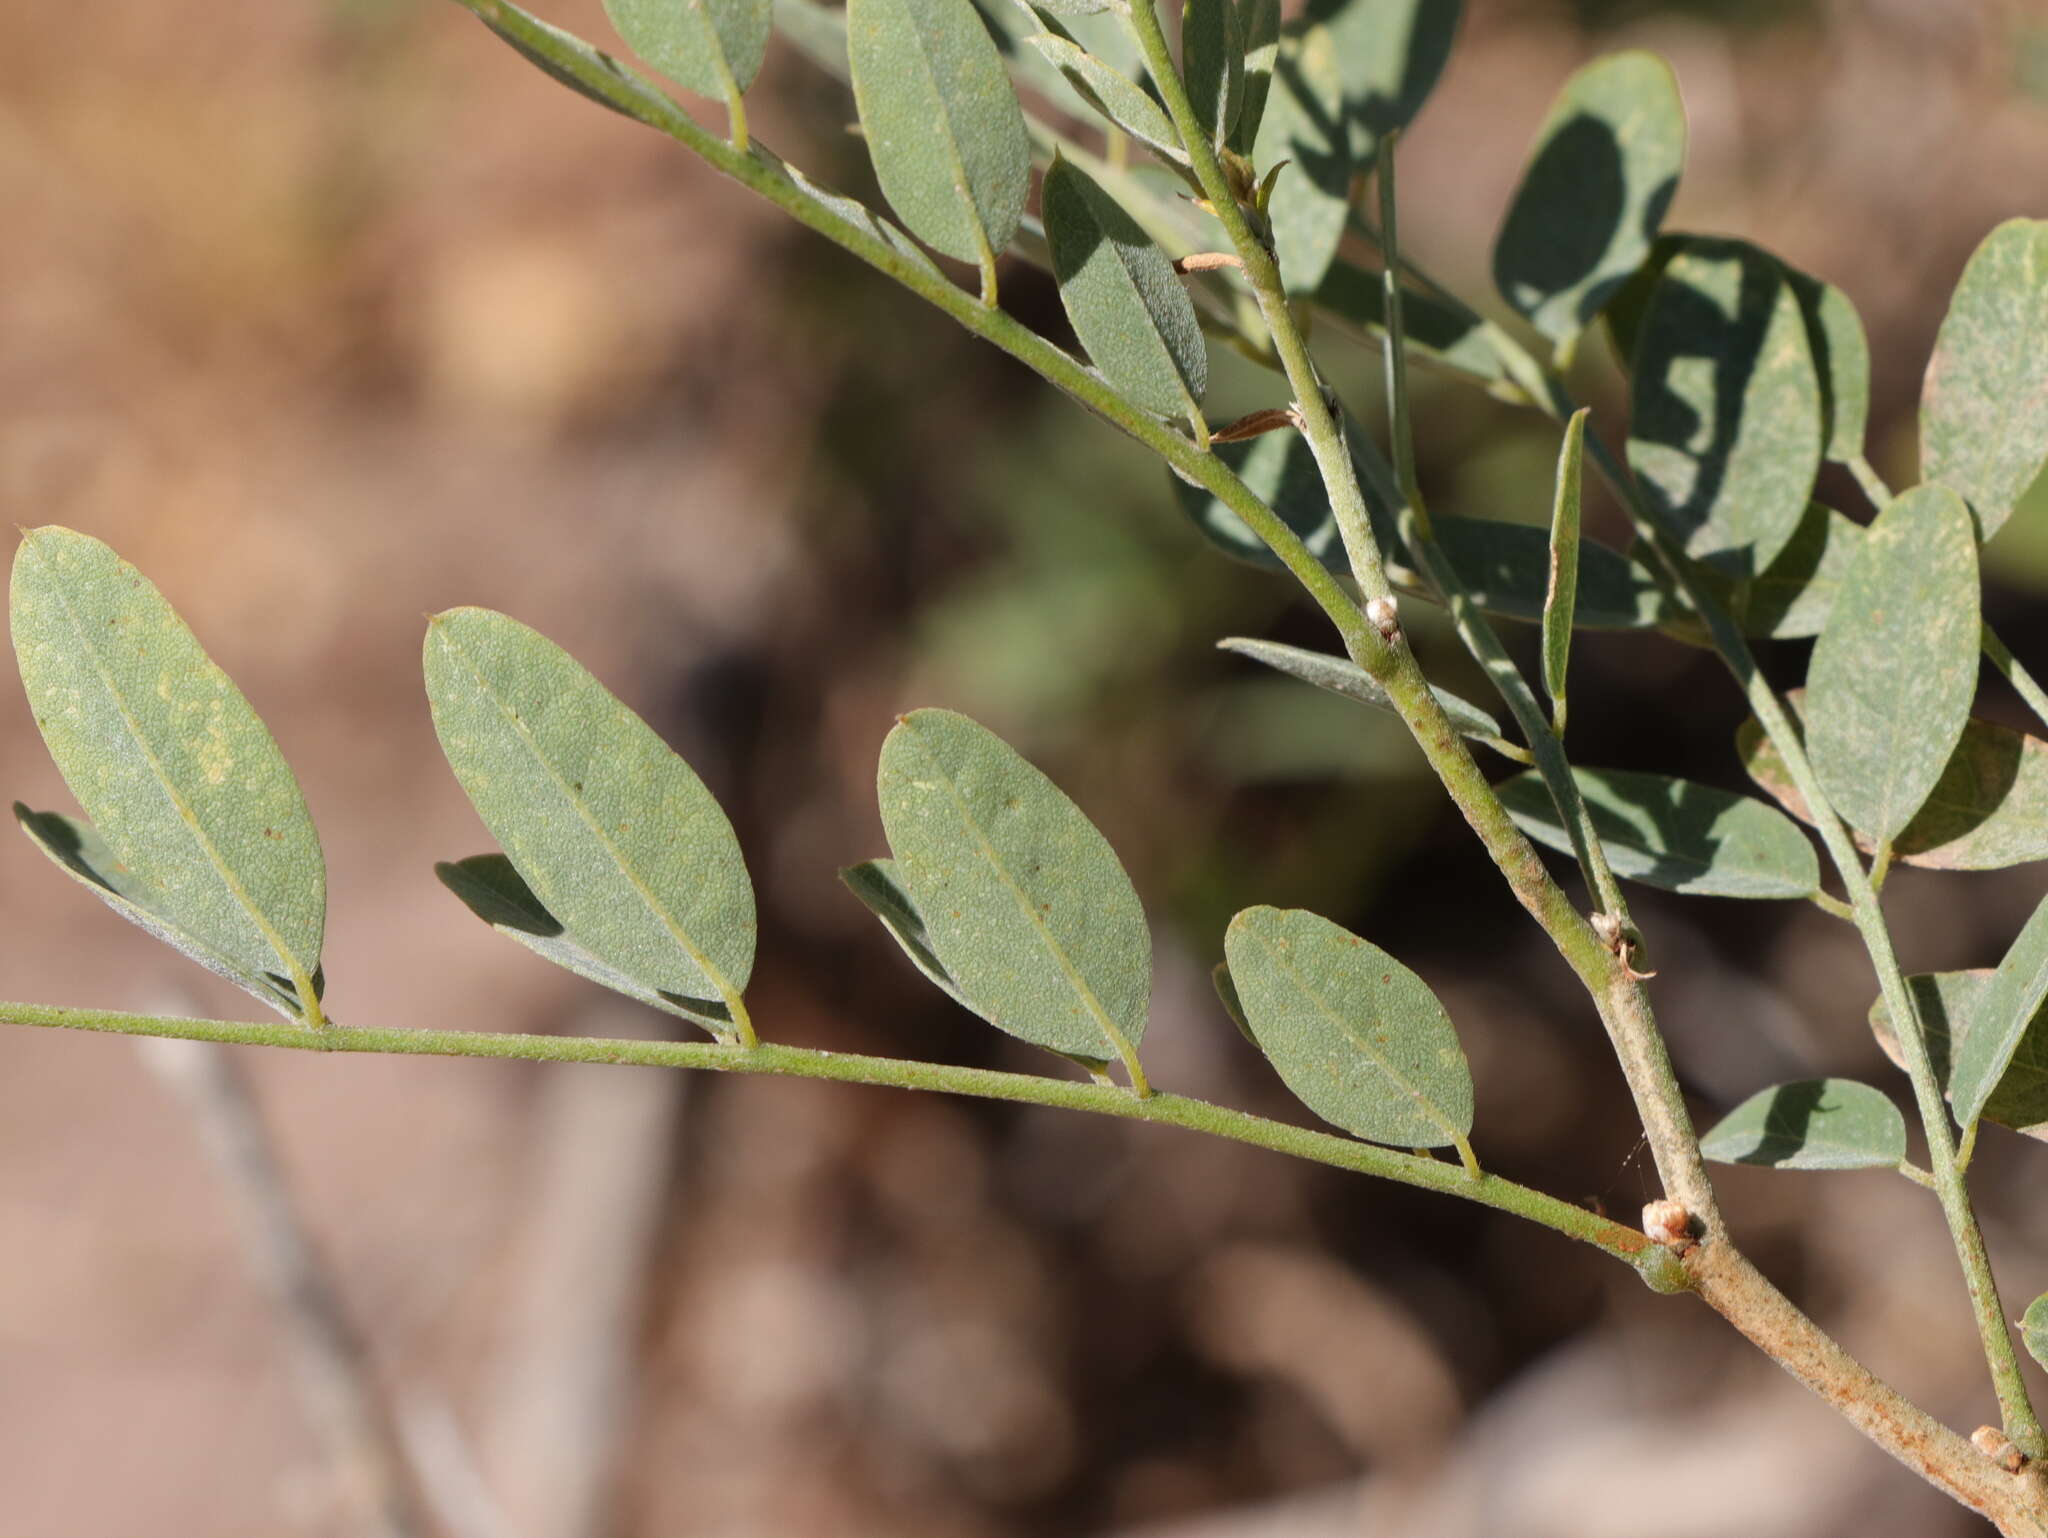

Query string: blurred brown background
4 0 2048 1533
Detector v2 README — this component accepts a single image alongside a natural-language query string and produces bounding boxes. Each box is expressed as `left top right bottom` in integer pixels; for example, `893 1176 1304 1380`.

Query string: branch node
1592 910 1657 979
1971 1426 2028 1474
1641 1198 1698 1256
1366 595 1400 642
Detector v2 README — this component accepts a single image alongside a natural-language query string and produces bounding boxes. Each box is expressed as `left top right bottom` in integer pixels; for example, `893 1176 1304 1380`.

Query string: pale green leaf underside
1498 767 1819 899
840 856 976 1012
1662 501 1865 644
1227 0 1279 153
1869 971 2048 1144
1628 238 1823 577
1699 1079 1906 1170
1216 637 1502 743
1251 19 1349 294
1786 268 1871 465
1043 156 1206 418
11 526 325 1007
1028 35 1182 161
436 853 735 1038
847 0 1030 264
1805 484 1979 846
459 0 685 127
1224 904 1472 1148
877 708 1150 1060
16 805 311 1018
1309 0 1460 164
1951 890 2048 1132
1922 218 2048 541
1494 50 1685 345
1181 0 1242 146
1740 691 2048 873
423 607 756 1013
1541 408 1587 719
605 0 772 98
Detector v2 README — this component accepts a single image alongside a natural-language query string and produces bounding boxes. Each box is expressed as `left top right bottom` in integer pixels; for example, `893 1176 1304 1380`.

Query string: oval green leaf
1493 51 1685 348
605 0 772 98
877 708 1151 1065
847 0 1031 266
1498 767 1819 900
1805 484 1980 846
454 0 684 127
1224 905 1472 1148
1182 0 1242 146
1951 889 2048 1132
1661 501 1865 644
1227 0 1280 153
437 853 736 1038
11 527 326 1018
2025 1294 2048 1374
1921 218 2048 542
1628 238 1823 577
1869 971 2048 1144
1028 35 1183 162
1540 407 1588 733
1251 18 1350 294
1786 268 1871 466
1313 0 1459 164
1699 1079 1906 1170
1216 637 1503 744
1739 690 2048 873
1043 155 1207 420
424 607 756 1018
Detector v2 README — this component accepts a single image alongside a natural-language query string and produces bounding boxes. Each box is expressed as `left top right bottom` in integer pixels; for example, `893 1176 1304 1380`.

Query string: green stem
1374 133 1431 543
1122 0 1393 604
1547 391 2047 1459
1120 0 1708 1225
0 1000 1670 1276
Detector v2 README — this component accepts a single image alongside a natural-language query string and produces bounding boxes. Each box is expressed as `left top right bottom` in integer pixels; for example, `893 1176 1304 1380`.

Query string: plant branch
1537 378 2047 1459
0 1000 1677 1281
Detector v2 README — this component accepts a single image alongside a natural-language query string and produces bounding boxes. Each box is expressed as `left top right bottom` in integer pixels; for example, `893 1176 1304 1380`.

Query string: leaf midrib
434 625 739 1009
1244 920 1461 1144
33 547 313 998
902 722 1135 1060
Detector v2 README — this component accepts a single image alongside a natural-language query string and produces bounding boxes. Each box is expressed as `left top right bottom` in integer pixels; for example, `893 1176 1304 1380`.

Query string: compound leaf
1628 238 1823 576
437 853 735 1036
424 607 756 1018
1498 767 1818 899
877 708 1151 1062
1806 484 1979 846
1922 218 2048 542
605 0 772 98
1043 155 1206 420
1224 905 1472 1148
11 527 326 1017
1700 1079 1906 1170
848 0 1031 266
1494 51 1685 348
